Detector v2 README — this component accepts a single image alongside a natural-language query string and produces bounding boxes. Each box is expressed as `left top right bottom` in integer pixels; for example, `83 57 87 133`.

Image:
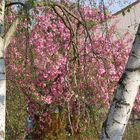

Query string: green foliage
84 21 97 29
6 80 27 140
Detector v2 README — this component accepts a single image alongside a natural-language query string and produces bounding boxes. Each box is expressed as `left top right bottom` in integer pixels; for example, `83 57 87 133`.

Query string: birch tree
0 1 6 139
101 25 140 140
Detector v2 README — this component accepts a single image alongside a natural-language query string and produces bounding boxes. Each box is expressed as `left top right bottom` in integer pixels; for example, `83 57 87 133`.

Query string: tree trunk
0 1 6 139
100 24 140 140
0 42 6 140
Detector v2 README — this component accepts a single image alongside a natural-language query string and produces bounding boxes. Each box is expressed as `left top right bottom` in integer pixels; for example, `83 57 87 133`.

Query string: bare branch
5 2 25 8
4 18 19 48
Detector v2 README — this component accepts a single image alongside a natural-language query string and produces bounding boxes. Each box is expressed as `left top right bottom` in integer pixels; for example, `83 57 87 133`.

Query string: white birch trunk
0 39 6 140
0 0 6 139
100 24 140 140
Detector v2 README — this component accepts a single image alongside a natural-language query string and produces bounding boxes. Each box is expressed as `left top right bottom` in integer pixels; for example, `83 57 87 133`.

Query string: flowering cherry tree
2 0 140 139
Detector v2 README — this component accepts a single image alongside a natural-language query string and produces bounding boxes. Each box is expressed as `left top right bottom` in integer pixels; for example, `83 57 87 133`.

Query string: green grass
6 80 27 140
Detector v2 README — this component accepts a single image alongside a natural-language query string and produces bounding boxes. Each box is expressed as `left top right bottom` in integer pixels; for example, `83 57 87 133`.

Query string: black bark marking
102 119 110 138
0 72 5 74
5 2 25 8
137 32 140 35
113 119 121 124
113 97 130 109
127 109 130 114
131 51 140 59
126 67 140 72
118 72 127 85
113 119 127 126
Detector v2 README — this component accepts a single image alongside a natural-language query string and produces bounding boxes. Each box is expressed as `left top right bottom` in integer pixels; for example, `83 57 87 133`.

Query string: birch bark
0 1 6 139
100 24 140 140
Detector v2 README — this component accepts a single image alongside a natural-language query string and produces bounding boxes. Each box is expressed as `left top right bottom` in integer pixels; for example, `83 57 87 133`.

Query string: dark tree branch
5 2 25 8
